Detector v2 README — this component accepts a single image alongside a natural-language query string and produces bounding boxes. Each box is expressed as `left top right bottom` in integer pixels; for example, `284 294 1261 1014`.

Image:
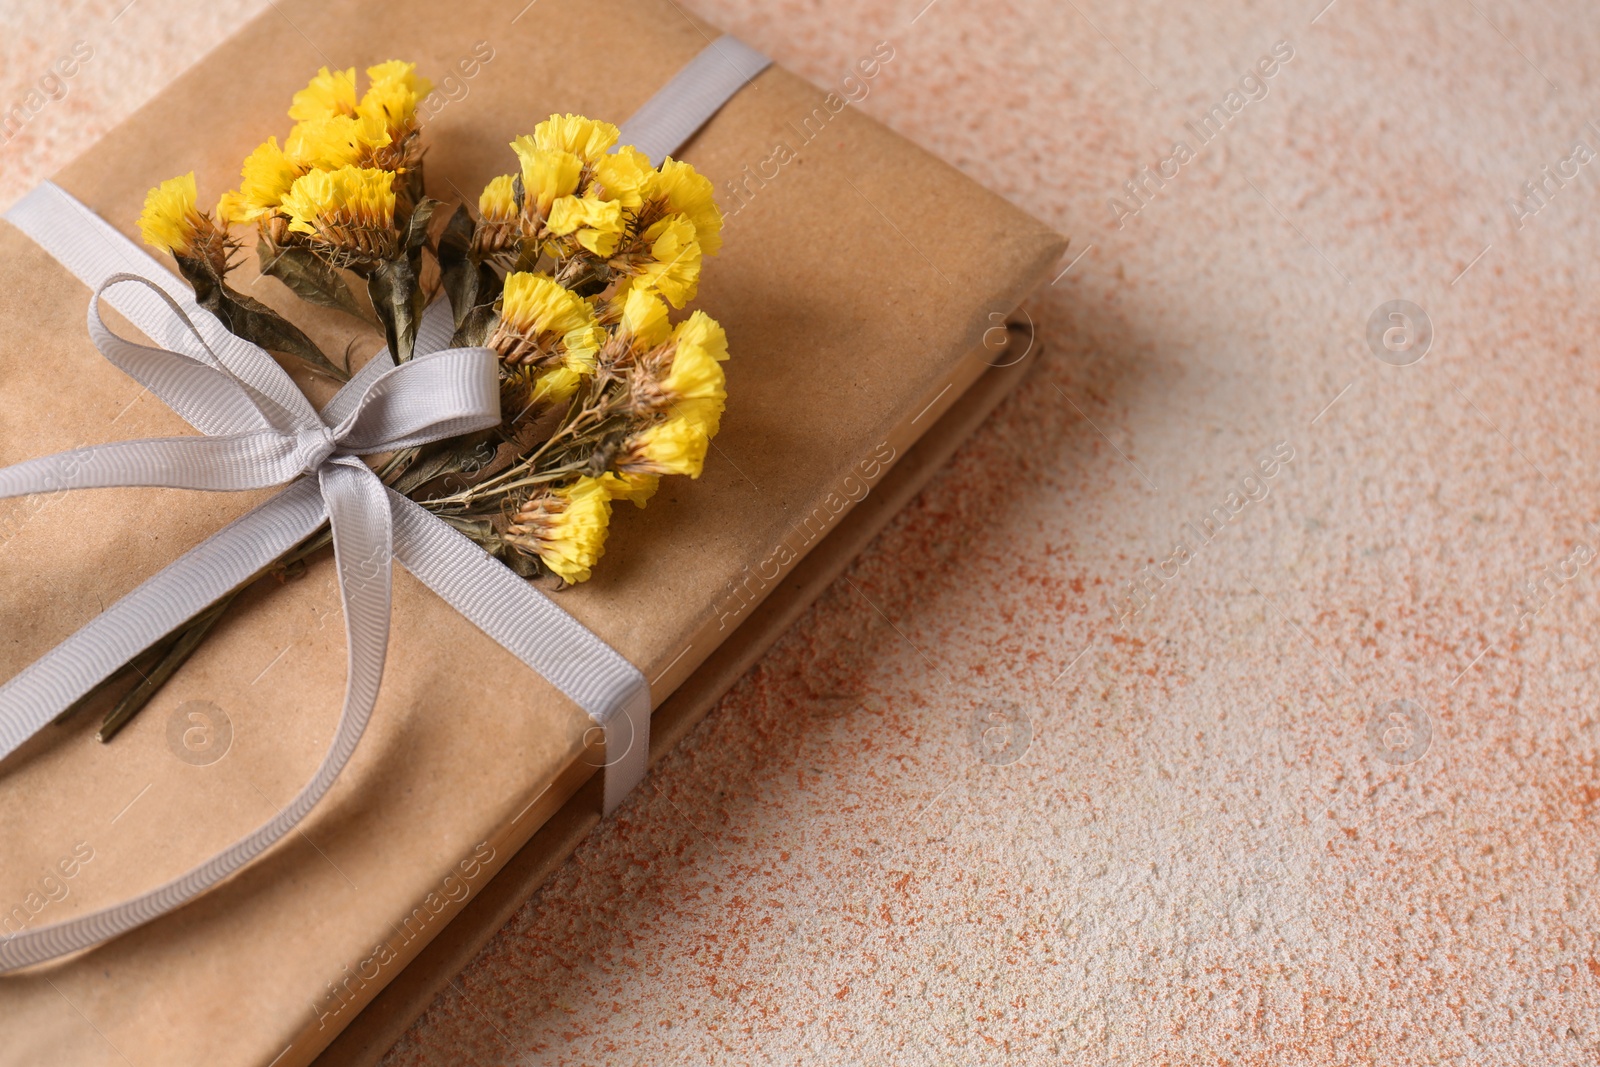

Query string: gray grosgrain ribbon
0 34 770 973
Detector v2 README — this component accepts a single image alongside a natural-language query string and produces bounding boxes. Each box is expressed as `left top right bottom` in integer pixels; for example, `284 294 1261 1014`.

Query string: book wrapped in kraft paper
0 0 1064 1063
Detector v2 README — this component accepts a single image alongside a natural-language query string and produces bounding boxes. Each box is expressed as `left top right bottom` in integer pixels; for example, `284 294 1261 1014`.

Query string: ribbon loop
91 273 318 435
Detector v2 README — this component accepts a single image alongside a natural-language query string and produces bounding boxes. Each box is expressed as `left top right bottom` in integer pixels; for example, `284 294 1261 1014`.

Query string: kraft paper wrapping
0 1 1065 1063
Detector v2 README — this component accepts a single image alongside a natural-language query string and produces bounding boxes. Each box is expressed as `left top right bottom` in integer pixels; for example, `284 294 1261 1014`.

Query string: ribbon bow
0 184 650 973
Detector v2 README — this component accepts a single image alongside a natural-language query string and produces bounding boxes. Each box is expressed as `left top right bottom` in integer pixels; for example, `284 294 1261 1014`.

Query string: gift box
0 1 1064 1063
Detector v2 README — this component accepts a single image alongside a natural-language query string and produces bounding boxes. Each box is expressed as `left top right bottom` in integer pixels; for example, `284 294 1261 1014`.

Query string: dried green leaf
368 257 424 363
439 204 503 345
436 514 499 543
451 296 500 349
389 431 501 497
438 204 478 330
175 253 350 381
98 595 232 742
257 238 376 327
405 197 440 258
497 544 544 578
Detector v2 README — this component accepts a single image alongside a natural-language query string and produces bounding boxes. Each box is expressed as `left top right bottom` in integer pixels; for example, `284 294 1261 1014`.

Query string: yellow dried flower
546 193 624 256
217 136 302 225
601 471 659 508
359 60 433 136
505 476 614 583
628 311 728 434
661 346 726 437
527 366 585 408
472 175 524 259
673 309 730 362
280 166 397 259
492 271 604 371
478 175 519 223
632 215 703 308
616 416 713 479
591 145 655 211
532 114 619 164
511 138 582 215
288 66 358 122
617 286 672 350
137 173 208 257
285 112 391 171
655 158 722 256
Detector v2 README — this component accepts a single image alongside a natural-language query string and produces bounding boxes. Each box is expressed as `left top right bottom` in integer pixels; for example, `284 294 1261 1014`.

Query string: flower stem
87 523 335 742
97 595 232 742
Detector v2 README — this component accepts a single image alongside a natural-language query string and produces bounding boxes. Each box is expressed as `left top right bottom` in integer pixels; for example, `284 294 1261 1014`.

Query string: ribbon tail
0 467 393 974
616 35 771 166
386 491 650 813
0 478 329 764
0 432 325 498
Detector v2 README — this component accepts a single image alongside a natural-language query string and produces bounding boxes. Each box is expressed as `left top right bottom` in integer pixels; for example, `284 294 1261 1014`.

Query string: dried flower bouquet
73 60 729 740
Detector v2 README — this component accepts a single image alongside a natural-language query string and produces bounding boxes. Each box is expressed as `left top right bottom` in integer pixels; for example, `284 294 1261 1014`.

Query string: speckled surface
7 1 1600 1063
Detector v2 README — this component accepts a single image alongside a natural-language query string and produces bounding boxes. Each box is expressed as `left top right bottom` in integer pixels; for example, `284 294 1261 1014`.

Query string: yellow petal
635 214 703 308
511 139 583 214
548 194 624 256
534 113 619 163
285 114 389 170
288 66 357 122
478 174 519 222
673 310 729 362
137 173 202 256
592 144 655 210
661 333 727 438
624 416 712 478
619 285 672 349
656 157 723 256
601 471 659 508
216 191 248 227
360 61 432 133
280 166 395 235
530 365 584 407
500 271 603 369
219 136 303 224
536 476 613 582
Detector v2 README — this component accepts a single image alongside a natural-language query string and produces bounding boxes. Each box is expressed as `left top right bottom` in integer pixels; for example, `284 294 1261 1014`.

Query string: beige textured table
6 1 1600 1063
